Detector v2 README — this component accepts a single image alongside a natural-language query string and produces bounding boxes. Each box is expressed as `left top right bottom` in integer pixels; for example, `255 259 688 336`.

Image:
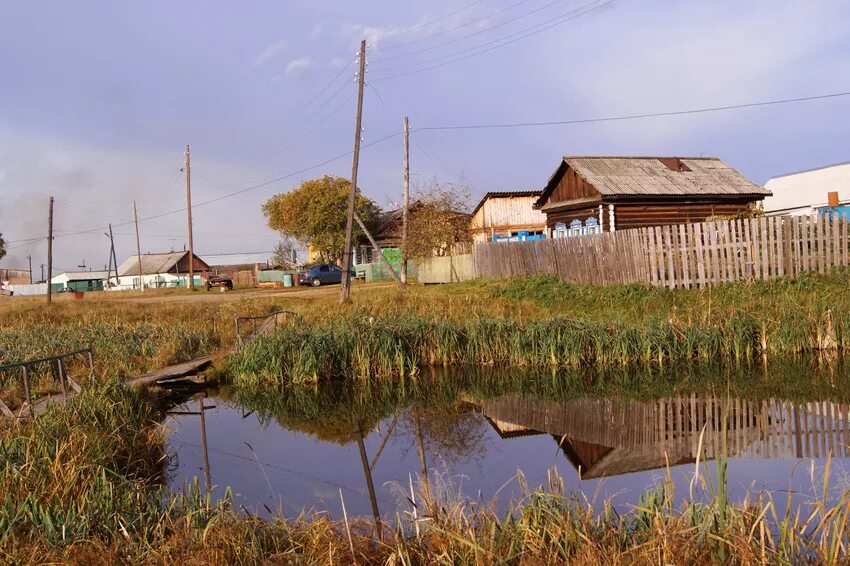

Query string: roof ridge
563 155 721 160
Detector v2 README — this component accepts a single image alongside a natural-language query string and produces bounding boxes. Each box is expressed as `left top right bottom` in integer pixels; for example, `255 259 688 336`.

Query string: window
319 265 329 273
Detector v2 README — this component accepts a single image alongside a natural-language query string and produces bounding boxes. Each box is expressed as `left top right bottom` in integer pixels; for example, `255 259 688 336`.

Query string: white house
764 161 850 216
115 251 211 290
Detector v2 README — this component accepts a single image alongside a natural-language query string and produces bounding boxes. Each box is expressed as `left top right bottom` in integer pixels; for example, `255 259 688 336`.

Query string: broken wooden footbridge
1 310 299 422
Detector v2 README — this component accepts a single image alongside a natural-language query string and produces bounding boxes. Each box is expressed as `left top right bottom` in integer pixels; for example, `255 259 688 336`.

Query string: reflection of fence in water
481 396 850 478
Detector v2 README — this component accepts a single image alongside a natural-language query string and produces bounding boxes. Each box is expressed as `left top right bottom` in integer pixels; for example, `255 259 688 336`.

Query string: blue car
298 264 346 287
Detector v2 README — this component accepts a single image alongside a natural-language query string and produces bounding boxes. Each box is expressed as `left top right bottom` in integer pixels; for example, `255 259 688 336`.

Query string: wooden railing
0 348 94 420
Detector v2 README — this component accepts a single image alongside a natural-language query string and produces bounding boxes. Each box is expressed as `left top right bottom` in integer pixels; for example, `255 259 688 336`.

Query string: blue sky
1 0 849 272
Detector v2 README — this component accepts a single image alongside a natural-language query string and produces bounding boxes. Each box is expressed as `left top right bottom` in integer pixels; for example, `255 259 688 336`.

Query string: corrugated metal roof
536 157 770 207
117 251 208 277
58 271 109 281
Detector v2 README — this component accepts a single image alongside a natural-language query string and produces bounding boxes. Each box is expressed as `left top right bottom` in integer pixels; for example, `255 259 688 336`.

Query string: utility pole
339 39 367 304
185 144 195 289
109 223 118 288
133 200 144 292
47 196 54 305
401 116 410 284
27 255 32 284
40 264 44 283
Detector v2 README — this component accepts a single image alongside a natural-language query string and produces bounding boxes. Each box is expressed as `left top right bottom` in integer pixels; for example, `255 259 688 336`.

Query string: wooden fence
418 254 475 284
460 215 850 289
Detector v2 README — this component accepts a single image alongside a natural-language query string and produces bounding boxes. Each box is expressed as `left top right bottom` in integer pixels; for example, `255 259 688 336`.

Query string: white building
764 161 850 216
115 251 211 290
50 270 109 292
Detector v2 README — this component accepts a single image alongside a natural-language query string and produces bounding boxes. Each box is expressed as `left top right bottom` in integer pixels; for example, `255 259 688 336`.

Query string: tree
272 237 298 269
262 176 380 263
0 233 5 262
404 179 472 259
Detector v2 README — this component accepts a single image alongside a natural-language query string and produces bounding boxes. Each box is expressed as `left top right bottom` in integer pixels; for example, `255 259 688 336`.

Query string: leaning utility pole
401 116 410 284
185 144 195 289
339 40 367 304
46 196 54 304
133 200 144 292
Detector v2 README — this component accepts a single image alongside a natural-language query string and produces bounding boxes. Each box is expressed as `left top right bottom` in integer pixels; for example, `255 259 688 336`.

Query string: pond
164 365 850 521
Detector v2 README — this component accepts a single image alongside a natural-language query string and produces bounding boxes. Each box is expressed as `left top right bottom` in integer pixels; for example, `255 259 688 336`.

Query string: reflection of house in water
480 396 850 480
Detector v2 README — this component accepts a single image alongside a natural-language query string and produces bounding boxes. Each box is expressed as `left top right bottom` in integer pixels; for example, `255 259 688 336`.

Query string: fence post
56 358 67 399
22 366 33 411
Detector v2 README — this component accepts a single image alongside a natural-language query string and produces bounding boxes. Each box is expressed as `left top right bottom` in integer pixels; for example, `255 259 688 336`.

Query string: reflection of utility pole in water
356 421 383 539
199 398 212 491
414 410 434 516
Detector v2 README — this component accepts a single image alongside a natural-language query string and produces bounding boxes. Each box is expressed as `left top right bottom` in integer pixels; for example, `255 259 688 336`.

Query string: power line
375 0 489 45
414 90 850 131
372 0 573 64
379 0 535 51
373 1 610 81
4 132 403 245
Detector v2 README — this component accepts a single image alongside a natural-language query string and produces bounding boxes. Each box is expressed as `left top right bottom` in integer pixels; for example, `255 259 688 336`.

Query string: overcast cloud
1 0 849 272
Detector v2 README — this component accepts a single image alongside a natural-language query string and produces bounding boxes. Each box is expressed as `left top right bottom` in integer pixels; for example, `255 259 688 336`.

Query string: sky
1 0 849 274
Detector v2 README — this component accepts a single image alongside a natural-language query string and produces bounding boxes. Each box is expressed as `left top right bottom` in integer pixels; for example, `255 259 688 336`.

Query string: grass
4 274 850 562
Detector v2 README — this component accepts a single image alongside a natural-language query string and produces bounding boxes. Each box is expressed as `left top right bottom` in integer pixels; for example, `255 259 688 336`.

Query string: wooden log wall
466 215 850 289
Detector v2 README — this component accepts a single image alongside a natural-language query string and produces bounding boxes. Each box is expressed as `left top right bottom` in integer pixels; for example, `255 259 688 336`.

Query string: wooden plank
128 356 214 387
694 222 706 287
758 216 769 281
647 228 659 286
678 223 691 288
833 214 841 271
816 215 825 275
720 220 731 283
766 216 775 279
741 217 752 280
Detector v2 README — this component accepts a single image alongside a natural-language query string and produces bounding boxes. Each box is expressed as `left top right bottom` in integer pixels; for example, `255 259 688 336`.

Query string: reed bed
229 307 850 385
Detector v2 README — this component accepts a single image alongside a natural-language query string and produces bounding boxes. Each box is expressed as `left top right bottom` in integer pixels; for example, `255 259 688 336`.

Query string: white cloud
252 40 287 67
285 57 316 79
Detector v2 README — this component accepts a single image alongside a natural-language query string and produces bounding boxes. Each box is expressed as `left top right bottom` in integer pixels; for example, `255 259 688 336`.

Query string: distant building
50 270 108 292
115 251 211 290
533 156 770 237
764 161 850 217
469 190 546 243
0 268 31 286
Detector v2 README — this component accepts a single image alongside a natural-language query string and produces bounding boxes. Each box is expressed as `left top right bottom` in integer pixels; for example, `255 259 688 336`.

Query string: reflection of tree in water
400 402 489 468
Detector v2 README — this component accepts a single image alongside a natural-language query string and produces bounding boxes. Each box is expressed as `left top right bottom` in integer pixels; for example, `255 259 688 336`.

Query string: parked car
298 264 347 287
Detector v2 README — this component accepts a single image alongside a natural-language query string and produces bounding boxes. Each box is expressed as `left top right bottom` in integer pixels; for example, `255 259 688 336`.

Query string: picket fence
419 215 850 288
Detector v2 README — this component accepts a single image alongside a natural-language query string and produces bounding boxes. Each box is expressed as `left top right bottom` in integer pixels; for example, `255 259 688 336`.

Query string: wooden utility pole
109 223 119 288
185 144 195 289
133 200 144 292
46 197 53 304
339 40 367 304
401 116 410 284
27 255 32 284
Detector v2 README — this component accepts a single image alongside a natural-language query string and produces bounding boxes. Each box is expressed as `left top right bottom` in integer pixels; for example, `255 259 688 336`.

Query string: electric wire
378 0 535 51
375 0 489 45
373 0 610 81
372 0 573 64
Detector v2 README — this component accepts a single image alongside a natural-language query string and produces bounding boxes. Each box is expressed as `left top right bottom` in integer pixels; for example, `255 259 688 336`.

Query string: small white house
115 251 211 290
764 161 850 216
50 270 108 292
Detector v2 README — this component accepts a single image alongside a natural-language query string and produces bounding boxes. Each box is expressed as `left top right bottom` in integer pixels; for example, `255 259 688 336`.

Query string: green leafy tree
262 176 380 263
0 233 5 261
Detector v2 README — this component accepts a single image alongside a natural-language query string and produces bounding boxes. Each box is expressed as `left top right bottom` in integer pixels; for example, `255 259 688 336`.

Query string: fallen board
127 356 213 388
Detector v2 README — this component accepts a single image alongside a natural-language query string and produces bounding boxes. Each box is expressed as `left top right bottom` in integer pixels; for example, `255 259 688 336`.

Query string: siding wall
470 196 546 241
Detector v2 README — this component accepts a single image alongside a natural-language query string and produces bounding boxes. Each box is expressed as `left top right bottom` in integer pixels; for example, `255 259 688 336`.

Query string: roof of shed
536 157 770 207
117 251 209 277
471 190 542 217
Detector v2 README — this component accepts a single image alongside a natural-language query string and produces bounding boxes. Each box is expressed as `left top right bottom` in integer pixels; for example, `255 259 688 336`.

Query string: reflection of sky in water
166 398 850 521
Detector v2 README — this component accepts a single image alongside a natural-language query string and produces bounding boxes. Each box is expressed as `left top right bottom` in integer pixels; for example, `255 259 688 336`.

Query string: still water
165 370 850 520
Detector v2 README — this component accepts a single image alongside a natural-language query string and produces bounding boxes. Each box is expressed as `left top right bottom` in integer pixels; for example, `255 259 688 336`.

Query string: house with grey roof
115 251 211 290
533 156 771 237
